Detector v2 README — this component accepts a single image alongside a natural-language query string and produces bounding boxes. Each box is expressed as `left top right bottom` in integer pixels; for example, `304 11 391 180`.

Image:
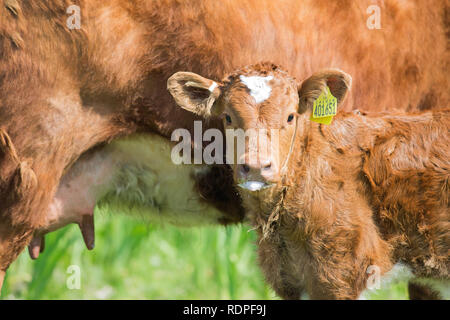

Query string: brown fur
258 108 449 299
408 281 443 300
168 63 449 299
1 0 448 292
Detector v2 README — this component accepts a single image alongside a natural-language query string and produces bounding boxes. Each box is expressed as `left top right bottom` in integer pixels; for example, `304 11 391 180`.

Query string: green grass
1 207 408 300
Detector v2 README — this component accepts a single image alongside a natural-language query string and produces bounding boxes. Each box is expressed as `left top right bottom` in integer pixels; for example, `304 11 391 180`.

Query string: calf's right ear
167 72 222 118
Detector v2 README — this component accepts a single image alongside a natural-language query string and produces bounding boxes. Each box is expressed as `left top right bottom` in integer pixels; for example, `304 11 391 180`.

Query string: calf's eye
287 114 295 123
225 114 232 125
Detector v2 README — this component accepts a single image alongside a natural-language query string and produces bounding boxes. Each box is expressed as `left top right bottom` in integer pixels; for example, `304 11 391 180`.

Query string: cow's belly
44 133 224 232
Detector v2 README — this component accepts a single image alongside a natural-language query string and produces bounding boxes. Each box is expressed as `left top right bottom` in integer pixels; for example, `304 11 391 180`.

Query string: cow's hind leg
0 270 5 291
0 129 38 293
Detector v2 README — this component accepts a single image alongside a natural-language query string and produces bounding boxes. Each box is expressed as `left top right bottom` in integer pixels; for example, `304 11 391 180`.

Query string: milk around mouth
237 180 273 192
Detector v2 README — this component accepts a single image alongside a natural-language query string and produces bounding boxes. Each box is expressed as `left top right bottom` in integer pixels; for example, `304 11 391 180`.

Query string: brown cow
168 62 449 299
0 0 449 294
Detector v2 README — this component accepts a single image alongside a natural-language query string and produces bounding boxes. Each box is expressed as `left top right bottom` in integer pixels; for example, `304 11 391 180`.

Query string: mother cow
0 0 448 295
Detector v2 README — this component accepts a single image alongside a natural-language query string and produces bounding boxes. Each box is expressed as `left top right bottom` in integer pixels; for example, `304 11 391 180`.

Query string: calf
168 62 449 299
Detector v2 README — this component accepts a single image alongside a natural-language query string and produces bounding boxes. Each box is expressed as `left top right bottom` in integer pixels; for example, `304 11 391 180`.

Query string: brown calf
168 62 449 299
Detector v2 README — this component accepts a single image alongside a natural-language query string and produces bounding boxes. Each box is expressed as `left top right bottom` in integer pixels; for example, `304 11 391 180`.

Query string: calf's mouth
237 180 274 192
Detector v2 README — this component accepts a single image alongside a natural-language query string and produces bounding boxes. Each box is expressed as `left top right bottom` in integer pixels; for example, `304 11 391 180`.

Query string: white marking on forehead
239 75 273 104
208 82 218 92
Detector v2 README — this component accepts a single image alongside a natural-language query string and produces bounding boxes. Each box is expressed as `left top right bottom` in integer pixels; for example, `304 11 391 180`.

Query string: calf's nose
237 158 277 181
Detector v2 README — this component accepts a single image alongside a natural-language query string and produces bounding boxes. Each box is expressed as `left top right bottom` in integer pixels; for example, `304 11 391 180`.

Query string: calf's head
168 63 351 191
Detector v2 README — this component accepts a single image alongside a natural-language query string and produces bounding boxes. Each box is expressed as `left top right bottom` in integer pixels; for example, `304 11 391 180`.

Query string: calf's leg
257 233 306 299
408 281 441 300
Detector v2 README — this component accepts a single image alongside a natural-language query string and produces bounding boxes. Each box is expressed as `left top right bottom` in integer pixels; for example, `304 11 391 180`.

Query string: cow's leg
0 159 101 292
0 133 40 280
0 98 126 292
0 156 99 291
0 224 36 293
0 129 39 292
0 270 5 291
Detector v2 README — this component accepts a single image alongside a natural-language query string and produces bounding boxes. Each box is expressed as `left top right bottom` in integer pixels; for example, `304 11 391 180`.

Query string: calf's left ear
167 72 222 118
297 69 352 114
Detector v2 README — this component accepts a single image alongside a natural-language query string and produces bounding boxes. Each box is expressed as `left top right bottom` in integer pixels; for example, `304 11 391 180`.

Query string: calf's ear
297 69 352 114
167 72 222 118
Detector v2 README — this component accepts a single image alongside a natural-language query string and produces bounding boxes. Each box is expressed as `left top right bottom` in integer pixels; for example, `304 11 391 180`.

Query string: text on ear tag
310 86 337 125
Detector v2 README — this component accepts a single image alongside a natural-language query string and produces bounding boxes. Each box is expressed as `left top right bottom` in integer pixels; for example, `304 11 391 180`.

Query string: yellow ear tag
310 86 337 125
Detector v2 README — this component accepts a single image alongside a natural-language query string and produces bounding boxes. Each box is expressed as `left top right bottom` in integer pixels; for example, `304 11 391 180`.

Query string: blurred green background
1 207 409 300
